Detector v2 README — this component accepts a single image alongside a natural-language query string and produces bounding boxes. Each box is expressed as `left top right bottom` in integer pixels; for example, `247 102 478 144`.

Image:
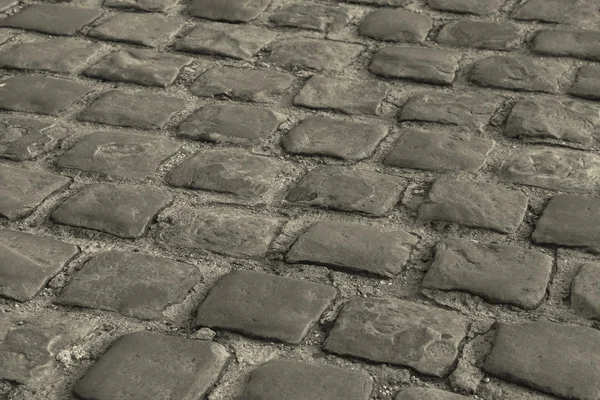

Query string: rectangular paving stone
370 47 461 85
187 0 271 22
469 56 569 93
282 116 388 161
286 166 405 217
51 184 172 239
191 66 294 103
436 21 523 50
84 48 192 88
239 360 373 400
74 332 229 400
0 75 93 116
0 4 103 35
166 148 287 198
0 117 68 161
427 0 504 15
424 239 553 309
571 262 600 319
178 104 286 145
384 129 494 173
56 251 201 321
484 321 600 400
104 0 180 12
270 3 351 32
511 0 598 26
286 220 418 277
78 90 186 129
396 388 470 400
0 38 106 74
0 165 70 221
57 131 181 180
159 207 287 259
359 10 433 43
532 194 600 253
399 91 504 128
0 230 77 302
504 98 600 145
324 298 469 377
533 30 600 62
196 270 337 344
418 179 528 234
501 147 600 192
175 22 276 60
293 75 389 116
569 65 600 101
268 38 364 72
88 13 184 48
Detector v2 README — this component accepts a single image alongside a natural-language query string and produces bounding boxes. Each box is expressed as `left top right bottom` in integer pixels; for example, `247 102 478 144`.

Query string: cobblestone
270 3 351 32
0 165 70 221
187 0 271 22
384 129 494 172
239 359 373 400
533 30 600 62
0 229 78 302
0 4 102 36
195 270 337 344
396 388 470 399
423 239 553 309
268 38 364 72
347 0 409 5
286 220 418 277
359 10 433 43
282 116 388 160
74 332 229 399
325 298 469 377
418 179 528 234
570 262 600 319
370 47 461 85
104 0 179 12
0 117 67 161
51 184 172 239
286 166 404 216
484 321 600 400
293 75 389 115
569 65 600 100
436 21 523 51
511 0 598 26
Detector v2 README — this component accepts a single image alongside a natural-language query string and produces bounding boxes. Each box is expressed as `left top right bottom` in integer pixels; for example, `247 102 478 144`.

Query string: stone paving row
1 0 600 400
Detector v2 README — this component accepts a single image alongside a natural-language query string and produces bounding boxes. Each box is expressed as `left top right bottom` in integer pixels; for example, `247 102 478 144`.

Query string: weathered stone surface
166 148 287 198
282 116 388 161
51 184 171 239
345 0 409 5
469 56 569 94
0 0 17 12
57 131 181 179
286 166 404 217
511 0 598 26
78 90 186 129
270 3 351 32
504 98 600 145
436 21 523 50
0 314 95 387
424 239 553 309
74 332 229 400
0 230 77 302
175 22 276 60
191 67 294 103
399 91 503 128
484 321 600 400
478 379 561 400
0 4 102 35
178 104 286 145
196 270 337 344
104 0 179 12
84 48 192 88
370 47 461 85
286 221 417 277
418 179 528 234
240 360 373 400
533 30 600 62
293 75 389 115
571 262 600 319
0 76 92 116
384 129 494 172
0 31 13 45
569 65 600 100
501 147 600 192
532 195 600 253
268 38 363 72
0 166 70 221
359 10 432 43
88 13 184 48
427 0 503 15
0 118 68 161
187 0 271 22
325 298 469 377
0 38 105 74
159 207 286 259
57 251 201 321
396 388 470 400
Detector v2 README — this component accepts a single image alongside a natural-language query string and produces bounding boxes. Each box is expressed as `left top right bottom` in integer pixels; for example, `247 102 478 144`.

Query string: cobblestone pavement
1 0 600 399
